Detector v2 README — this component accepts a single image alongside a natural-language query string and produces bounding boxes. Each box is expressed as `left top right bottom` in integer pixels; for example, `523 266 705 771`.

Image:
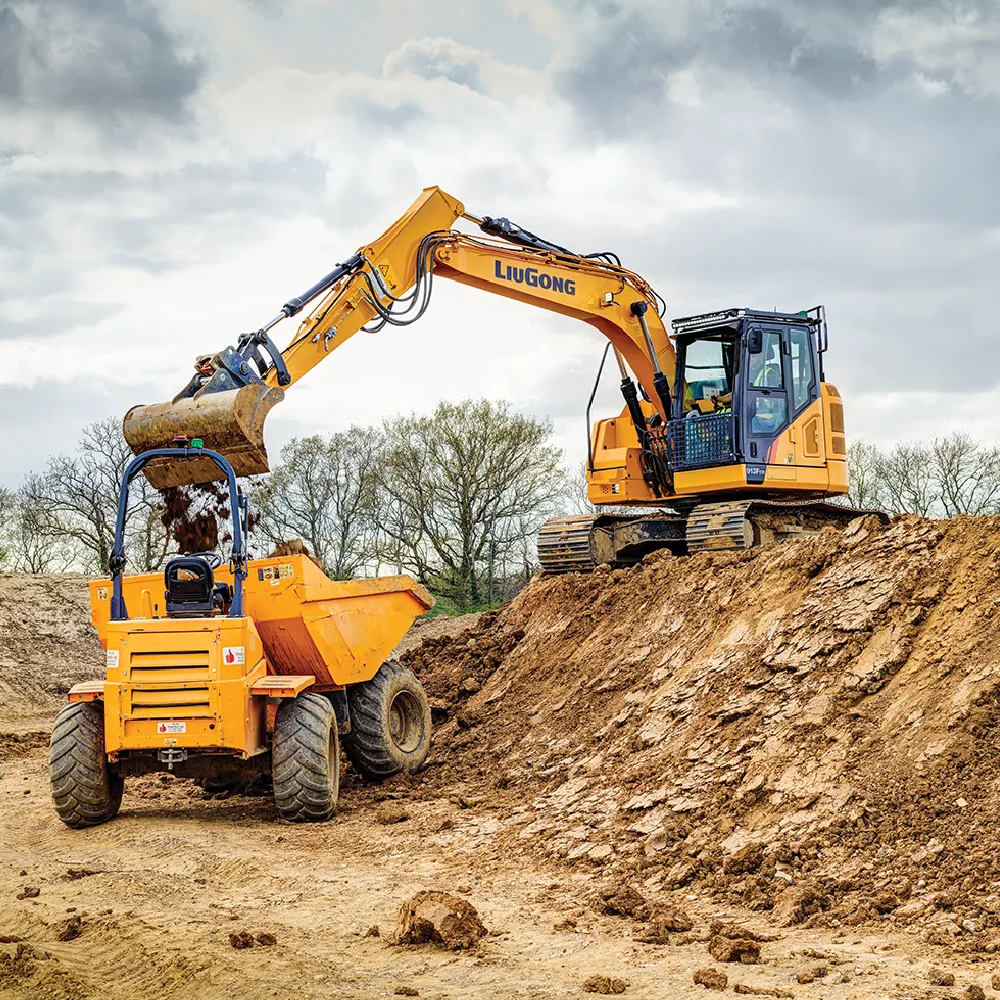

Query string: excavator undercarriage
537 500 888 574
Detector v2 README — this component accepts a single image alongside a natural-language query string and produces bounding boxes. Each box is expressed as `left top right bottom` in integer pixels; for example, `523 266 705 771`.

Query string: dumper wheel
272 692 339 822
344 661 431 780
49 701 124 829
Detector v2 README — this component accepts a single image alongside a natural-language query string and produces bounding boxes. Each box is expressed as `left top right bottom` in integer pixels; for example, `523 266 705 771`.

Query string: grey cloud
554 0 997 125
0 5 23 98
240 0 286 16
342 96 425 132
0 152 329 358
0 304 121 342
0 0 204 120
720 6 878 97
554 7 687 123
1 151 327 274
383 37 490 93
0 378 161 487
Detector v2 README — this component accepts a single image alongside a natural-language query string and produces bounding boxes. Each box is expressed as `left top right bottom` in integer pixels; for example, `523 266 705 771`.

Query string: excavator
123 187 867 573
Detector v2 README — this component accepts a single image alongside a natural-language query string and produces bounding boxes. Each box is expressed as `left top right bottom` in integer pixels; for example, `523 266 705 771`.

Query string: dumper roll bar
109 446 247 621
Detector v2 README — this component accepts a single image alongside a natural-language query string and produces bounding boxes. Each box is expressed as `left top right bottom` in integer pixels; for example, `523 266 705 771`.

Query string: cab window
680 336 736 413
788 327 816 411
748 330 782 388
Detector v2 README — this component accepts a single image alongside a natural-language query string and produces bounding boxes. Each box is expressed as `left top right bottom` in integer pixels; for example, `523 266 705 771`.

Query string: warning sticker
257 562 295 582
157 722 186 734
96 587 109 601
223 646 245 665
106 649 119 669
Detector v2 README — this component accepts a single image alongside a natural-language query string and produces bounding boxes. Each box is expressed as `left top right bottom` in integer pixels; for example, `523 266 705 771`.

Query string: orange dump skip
90 554 434 688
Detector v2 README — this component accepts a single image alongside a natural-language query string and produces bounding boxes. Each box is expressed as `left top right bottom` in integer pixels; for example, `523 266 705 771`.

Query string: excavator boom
123 186 673 488
123 187 467 487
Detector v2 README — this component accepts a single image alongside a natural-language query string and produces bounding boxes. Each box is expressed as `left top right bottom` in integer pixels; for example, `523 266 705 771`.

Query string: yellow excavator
124 187 869 573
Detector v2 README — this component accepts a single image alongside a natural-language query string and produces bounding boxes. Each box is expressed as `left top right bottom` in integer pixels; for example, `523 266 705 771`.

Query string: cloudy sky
3 0 998 486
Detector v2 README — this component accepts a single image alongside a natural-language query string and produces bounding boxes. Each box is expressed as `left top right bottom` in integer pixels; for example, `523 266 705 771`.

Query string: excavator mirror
747 328 763 354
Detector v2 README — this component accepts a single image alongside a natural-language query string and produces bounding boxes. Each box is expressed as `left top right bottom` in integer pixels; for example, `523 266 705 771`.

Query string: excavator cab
669 307 827 474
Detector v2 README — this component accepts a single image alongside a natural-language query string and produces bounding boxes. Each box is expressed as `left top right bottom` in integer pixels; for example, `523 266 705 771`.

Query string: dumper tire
49 701 124 829
344 661 431 780
272 692 339 822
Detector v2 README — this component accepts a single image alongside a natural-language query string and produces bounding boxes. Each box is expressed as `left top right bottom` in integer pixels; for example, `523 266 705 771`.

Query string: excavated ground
4 516 1000 999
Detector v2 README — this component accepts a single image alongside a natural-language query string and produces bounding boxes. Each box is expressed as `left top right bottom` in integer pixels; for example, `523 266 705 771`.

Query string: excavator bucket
122 384 285 488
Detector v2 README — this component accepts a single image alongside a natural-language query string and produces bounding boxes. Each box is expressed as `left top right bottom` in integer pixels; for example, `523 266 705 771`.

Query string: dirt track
5 517 1000 998
3 734 993 1000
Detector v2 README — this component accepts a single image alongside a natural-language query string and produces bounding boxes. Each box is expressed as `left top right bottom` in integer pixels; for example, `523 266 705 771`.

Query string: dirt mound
0 574 102 721
402 515 1000 939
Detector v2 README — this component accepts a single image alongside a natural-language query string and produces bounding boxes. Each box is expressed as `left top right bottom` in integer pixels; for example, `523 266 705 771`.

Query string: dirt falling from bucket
159 483 240 554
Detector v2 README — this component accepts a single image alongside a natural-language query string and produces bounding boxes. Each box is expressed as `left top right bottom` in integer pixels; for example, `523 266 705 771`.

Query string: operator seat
164 556 219 617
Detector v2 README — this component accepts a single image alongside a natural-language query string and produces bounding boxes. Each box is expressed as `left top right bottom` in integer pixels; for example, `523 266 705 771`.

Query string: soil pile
402 515 1000 940
0 574 101 719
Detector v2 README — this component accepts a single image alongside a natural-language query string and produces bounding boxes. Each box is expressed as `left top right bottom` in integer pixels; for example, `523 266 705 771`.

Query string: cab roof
670 307 823 338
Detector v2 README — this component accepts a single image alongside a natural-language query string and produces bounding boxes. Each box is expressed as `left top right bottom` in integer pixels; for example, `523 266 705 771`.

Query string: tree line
842 434 1000 517
0 399 569 613
3 412 999 612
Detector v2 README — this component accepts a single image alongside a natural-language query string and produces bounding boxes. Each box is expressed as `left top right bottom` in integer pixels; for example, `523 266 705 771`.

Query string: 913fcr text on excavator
123 187 875 571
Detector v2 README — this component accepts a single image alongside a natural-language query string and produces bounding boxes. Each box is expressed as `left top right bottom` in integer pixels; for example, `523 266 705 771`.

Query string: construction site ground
4 515 1000 999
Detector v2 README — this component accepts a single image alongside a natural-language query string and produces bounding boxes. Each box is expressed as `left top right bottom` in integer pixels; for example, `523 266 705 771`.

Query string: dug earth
3 515 1000 998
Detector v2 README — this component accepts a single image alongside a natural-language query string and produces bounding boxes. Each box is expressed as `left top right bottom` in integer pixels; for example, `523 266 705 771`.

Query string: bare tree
873 442 937 516
1 486 79 573
843 439 883 510
0 487 13 567
840 433 1000 518
252 429 380 579
374 399 568 611
24 417 166 574
931 433 1000 516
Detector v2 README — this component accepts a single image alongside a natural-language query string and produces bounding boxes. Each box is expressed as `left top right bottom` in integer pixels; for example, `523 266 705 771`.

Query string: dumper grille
126 649 213 719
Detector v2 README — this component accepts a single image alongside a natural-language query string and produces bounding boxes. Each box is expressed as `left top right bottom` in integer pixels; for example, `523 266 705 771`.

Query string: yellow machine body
586 388 848 505
79 555 434 758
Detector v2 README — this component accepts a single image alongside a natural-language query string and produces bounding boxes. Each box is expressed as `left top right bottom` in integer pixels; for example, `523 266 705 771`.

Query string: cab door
742 326 789 463
783 324 824 467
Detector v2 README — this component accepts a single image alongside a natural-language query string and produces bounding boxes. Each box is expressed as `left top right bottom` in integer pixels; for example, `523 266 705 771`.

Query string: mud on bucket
122 384 285 489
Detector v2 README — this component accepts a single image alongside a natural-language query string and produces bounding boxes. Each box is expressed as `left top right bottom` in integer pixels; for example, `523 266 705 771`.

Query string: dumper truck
49 442 433 827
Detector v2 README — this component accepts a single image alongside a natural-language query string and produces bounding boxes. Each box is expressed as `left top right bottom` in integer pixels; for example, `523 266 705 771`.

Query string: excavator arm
124 186 675 489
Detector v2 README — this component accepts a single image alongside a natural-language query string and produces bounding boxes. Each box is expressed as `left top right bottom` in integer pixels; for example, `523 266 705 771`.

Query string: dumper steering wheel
190 551 223 570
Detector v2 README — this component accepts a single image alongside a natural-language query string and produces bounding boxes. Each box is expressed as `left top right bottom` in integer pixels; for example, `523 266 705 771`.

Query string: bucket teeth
122 384 285 488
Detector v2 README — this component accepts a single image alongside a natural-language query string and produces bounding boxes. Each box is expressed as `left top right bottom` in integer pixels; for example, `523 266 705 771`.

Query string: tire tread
343 661 431 780
271 692 338 823
48 701 123 829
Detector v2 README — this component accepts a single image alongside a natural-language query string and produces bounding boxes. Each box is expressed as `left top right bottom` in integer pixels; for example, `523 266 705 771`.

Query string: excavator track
537 501 888 574
685 499 888 553
537 511 687 574
535 515 602 574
